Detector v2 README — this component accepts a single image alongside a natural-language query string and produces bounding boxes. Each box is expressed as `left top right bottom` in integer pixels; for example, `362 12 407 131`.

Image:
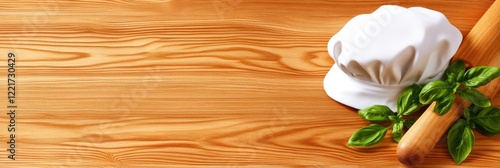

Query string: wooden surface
0 0 498 167
398 0 500 166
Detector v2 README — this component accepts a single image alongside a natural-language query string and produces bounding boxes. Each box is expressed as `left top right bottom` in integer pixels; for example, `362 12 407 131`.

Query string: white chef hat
324 5 462 111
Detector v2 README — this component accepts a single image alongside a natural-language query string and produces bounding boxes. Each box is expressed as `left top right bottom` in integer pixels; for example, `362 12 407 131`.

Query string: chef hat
324 5 462 111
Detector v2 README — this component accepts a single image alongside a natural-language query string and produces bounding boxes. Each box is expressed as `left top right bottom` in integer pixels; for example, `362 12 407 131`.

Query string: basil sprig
347 60 500 165
348 84 422 146
447 105 500 164
419 60 500 115
419 60 500 164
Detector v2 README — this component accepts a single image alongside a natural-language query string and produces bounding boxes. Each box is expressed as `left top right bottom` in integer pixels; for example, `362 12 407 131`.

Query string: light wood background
0 0 498 167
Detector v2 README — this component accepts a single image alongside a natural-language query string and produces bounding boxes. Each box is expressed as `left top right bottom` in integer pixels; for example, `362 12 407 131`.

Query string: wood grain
0 0 498 167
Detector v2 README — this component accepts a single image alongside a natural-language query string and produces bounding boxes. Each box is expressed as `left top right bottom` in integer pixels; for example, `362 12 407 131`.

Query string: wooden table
0 0 498 167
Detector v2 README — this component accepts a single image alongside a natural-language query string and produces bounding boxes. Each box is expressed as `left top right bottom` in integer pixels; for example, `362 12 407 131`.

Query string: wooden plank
0 0 497 167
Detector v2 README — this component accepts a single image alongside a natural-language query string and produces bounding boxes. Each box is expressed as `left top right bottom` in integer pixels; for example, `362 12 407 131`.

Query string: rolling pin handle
397 140 425 165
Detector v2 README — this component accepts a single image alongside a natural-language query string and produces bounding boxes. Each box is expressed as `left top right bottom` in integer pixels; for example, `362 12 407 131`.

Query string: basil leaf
469 121 476 129
463 107 472 121
448 119 475 164
445 60 466 83
434 93 455 115
458 88 491 107
392 121 404 142
419 80 451 105
397 84 423 116
403 119 416 129
451 82 460 93
475 125 496 136
348 124 388 146
388 115 399 123
463 66 500 88
471 106 500 136
469 104 482 115
358 105 394 122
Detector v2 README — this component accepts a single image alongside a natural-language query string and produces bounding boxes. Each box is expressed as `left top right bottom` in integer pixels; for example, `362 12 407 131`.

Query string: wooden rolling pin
397 0 500 165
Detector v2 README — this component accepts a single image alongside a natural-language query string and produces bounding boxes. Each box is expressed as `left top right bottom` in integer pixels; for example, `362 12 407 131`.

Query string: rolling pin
397 0 500 165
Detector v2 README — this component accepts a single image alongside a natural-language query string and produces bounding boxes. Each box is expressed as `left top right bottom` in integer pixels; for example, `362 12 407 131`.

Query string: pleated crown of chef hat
324 5 463 111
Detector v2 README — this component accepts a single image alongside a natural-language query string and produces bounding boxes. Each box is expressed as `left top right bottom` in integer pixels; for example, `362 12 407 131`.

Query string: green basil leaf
448 119 475 164
458 88 491 107
392 121 404 142
445 60 466 83
463 66 500 88
471 106 500 136
469 121 476 129
388 115 399 123
475 125 496 136
434 93 455 115
403 119 416 129
348 124 388 146
419 80 451 105
397 84 423 116
463 107 472 121
451 82 460 93
358 105 394 122
469 104 482 115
